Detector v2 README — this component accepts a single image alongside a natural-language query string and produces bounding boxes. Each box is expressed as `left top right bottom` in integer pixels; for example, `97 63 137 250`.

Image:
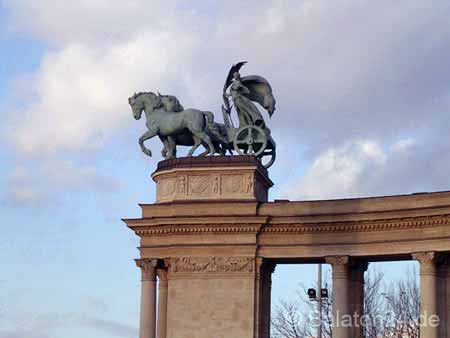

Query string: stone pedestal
131 156 274 338
152 156 273 203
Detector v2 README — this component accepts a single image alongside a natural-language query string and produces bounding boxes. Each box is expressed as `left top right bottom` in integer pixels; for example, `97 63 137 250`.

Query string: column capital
135 258 158 281
412 251 435 263
325 255 350 266
412 252 437 275
326 256 350 278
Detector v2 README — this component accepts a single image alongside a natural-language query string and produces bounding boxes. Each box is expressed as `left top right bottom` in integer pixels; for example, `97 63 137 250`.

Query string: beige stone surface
123 158 450 338
166 262 256 338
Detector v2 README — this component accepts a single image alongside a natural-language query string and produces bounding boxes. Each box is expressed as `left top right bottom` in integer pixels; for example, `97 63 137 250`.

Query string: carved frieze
188 175 212 196
157 178 176 200
154 169 265 203
168 257 255 273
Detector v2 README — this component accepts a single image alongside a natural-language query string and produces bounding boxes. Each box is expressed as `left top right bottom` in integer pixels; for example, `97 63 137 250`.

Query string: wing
241 75 276 117
223 61 247 93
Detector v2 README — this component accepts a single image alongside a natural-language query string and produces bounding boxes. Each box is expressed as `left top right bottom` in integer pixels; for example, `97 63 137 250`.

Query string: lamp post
307 264 327 338
317 263 322 338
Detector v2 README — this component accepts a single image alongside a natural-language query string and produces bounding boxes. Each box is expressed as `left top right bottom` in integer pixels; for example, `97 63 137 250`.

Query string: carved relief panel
155 169 262 203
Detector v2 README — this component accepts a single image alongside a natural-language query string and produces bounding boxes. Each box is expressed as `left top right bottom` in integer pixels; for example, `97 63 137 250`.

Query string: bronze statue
222 61 275 130
128 92 216 157
128 62 277 168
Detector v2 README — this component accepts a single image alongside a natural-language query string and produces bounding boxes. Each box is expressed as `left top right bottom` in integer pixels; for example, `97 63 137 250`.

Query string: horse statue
128 91 216 158
156 93 233 159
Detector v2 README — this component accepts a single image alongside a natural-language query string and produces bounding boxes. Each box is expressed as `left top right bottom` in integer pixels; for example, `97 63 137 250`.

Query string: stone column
437 254 449 338
413 252 439 338
156 267 168 338
350 260 368 338
135 258 158 338
257 260 275 338
326 256 352 338
254 258 263 338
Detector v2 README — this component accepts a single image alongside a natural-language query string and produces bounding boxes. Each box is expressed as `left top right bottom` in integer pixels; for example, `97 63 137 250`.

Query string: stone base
151 156 273 204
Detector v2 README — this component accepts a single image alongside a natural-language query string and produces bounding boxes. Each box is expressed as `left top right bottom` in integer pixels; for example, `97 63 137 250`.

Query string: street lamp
307 264 328 338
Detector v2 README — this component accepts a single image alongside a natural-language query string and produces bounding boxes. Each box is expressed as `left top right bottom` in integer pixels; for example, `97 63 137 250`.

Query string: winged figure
222 61 276 130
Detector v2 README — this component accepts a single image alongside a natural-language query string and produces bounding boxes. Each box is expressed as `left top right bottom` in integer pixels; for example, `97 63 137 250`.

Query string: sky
0 0 449 337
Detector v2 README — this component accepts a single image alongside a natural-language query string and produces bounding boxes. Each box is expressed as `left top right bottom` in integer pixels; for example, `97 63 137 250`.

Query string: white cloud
8 28 201 154
3 160 121 206
5 0 450 156
3 0 450 201
279 140 387 200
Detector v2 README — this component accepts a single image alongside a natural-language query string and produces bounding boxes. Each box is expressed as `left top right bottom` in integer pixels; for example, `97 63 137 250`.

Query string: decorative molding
135 224 262 236
262 215 450 234
131 215 450 237
168 257 254 274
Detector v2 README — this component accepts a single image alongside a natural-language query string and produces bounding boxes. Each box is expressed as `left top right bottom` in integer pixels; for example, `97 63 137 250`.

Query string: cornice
127 214 450 237
135 224 262 236
124 216 267 227
262 214 450 234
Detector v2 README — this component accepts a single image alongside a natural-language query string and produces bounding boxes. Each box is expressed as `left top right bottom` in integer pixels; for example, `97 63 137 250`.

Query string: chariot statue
128 62 277 168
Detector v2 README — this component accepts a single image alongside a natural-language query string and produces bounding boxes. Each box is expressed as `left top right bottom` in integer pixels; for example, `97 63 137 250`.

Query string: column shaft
413 252 439 338
350 261 367 338
135 259 158 338
437 255 450 338
156 268 168 338
326 256 352 338
259 261 275 338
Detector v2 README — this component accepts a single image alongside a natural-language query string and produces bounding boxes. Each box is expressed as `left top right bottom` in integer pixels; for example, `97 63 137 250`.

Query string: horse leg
193 131 215 155
139 130 157 157
159 136 169 159
188 136 202 156
166 136 177 159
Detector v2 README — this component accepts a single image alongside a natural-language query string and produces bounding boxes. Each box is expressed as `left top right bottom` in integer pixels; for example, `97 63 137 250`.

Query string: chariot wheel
233 125 268 157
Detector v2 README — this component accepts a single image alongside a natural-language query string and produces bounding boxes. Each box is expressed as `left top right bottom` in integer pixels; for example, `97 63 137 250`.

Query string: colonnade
135 253 449 338
325 252 450 338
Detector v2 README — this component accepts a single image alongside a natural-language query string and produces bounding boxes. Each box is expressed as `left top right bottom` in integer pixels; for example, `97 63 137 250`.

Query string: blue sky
1 1 449 337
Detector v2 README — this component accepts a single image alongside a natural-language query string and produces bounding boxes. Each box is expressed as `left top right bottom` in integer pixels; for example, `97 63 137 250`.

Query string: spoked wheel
258 148 276 169
233 125 268 157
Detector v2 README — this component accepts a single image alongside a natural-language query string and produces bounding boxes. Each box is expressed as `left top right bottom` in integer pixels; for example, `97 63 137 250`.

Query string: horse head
128 91 163 119
128 92 143 120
